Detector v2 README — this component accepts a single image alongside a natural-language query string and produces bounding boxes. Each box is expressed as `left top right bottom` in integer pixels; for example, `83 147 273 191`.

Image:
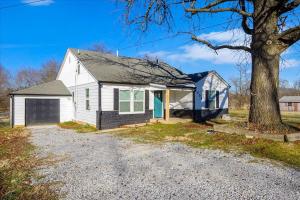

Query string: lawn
229 109 300 127
59 121 98 133
113 122 300 168
0 122 57 200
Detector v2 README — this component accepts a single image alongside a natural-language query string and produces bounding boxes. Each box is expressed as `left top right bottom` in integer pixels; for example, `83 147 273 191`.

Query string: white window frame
119 89 145 114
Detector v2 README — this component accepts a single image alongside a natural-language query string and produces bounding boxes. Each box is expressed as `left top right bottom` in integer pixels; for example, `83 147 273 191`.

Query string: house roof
69 48 194 86
188 70 230 87
10 80 71 96
279 96 300 103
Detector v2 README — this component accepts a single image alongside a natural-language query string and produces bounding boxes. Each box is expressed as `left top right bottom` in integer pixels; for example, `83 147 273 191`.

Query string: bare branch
200 0 236 9
191 35 251 52
239 0 253 35
278 25 300 47
279 0 300 14
185 7 252 17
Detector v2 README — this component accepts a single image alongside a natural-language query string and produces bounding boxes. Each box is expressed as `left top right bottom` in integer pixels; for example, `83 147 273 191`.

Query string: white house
10 48 230 129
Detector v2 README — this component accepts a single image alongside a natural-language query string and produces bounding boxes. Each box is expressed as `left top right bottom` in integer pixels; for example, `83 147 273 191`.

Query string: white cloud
198 28 250 46
140 43 249 65
281 59 300 69
22 0 54 6
139 28 298 70
139 50 170 59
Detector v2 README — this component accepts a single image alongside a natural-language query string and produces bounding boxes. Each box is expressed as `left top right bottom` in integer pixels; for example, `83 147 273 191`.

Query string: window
134 90 144 112
77 63 80 74
216 91 220 109
205 90 216 110
288 102 292 106
119 90 131 113
119 89 145 114
86 100 90 110
85 88 90 110
86 88 89 98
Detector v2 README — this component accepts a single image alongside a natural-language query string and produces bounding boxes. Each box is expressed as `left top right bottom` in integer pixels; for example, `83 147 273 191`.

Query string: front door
154 91 163 118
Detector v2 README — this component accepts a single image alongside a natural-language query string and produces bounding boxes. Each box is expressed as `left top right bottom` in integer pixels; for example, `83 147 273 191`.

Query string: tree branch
279 0 300 14
191 35 251 52
239 0 253 35
185 7 252 17
201 0 236 9
278 25 300 47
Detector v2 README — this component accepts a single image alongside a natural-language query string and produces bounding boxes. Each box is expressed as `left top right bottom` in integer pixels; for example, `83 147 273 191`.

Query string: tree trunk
249 1 282 127
249 48 282 127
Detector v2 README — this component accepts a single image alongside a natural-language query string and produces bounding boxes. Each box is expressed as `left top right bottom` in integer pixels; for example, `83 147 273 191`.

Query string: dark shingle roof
69 48 193 86
188 70 230 87
279 96 300 103
11 80 71 96
188 71 211 82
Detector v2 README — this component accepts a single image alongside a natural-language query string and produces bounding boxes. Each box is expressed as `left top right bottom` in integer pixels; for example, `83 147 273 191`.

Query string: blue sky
1 0 300 85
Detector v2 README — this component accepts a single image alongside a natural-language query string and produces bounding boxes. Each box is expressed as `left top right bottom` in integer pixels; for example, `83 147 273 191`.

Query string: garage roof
10 80 71 96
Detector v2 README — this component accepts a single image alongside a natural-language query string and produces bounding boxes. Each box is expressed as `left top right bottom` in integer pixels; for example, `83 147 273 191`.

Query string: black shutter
114 88 119 111
216 91 220 108
145 90 149 110
205 90 209 108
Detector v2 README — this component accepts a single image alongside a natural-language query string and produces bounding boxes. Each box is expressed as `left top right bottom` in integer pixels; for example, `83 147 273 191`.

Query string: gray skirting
97 110 153 130
194 108 228 122
96 109 228 130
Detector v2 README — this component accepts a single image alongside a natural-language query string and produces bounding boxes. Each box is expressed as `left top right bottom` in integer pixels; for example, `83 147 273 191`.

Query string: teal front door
154 91 163 118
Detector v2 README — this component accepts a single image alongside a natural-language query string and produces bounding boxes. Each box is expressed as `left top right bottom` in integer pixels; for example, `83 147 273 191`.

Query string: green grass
58 121 98 133
113 122 300 168
0 122 57 200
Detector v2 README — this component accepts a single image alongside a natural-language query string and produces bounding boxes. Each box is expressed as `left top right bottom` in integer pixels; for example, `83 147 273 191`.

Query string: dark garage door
25 99 60 126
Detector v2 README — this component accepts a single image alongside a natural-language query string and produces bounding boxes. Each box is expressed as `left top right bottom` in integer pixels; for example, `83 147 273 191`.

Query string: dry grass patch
0 122 58 200
59 121 98 133
114 122 300 168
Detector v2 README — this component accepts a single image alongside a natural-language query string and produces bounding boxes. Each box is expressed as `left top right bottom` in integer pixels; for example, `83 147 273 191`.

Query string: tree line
0 60 59 111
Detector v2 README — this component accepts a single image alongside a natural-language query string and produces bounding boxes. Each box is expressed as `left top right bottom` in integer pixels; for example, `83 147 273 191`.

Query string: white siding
101 84 150 111
13 95 73 126
195 73 229 110
57 51 96 87
170 90 193 110
69 82 98 125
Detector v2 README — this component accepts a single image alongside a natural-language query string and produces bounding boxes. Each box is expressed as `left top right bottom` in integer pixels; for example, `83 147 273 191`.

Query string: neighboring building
279 96 300 112
10 48 230 129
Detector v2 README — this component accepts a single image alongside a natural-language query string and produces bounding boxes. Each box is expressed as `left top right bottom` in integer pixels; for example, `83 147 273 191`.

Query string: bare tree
123 0 300 128
280 79 290 89
0 64 10 111
15 60 60 89
40 59 59 83
230 63 250 108
293 79 300 90
15 68 41 89
89 43 112 53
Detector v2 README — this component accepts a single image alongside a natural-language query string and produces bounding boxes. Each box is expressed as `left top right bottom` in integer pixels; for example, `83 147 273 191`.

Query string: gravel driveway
30 126 300 200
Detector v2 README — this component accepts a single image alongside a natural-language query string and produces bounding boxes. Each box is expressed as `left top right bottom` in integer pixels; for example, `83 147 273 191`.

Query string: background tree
15 59 60 89
89 43 112 53
0 64 10 111
123 0 300 128
15 68 41 89
40 59 60 83
230 64 250 109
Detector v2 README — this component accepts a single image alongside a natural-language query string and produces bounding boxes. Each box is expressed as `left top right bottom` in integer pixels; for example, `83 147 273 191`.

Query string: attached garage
10 80 73 127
